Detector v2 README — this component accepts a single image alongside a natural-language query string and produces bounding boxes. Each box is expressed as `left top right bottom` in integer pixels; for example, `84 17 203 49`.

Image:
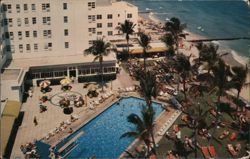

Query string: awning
117 47 167 54
1 116 16 156
2 101 21 118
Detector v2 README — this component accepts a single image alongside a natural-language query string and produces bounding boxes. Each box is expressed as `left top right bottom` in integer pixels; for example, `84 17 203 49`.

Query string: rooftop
7 52 117 70
1 69 22 81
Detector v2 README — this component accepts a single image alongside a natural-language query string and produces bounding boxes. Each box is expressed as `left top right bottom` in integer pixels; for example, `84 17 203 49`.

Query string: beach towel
201 146 211 159
208 146 217 158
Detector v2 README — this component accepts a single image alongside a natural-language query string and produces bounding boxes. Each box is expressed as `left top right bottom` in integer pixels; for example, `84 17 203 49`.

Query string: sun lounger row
119 87 135 93
201 146 217 159
157 110 182 136
43 115 79 140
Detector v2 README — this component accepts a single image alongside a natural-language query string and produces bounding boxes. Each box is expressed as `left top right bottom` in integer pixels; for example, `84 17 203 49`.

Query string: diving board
58 131 84 153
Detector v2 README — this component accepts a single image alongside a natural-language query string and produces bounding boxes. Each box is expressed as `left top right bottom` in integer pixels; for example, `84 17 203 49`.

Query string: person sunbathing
219 130 229 139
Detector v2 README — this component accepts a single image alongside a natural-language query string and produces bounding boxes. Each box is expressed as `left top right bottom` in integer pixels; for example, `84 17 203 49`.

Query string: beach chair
208 146 217 158
201 147 211 159
227 144 238 156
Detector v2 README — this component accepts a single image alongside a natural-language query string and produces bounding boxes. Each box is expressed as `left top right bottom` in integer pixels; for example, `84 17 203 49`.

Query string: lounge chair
159 91 164 96
230 132 237 141
208 146 217 158
219 130 229 139
201 147 211 159
227 144 238 156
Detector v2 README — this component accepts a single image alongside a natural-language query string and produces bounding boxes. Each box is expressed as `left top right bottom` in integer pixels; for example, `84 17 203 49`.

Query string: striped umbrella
60 78 71 86
39 80 51 88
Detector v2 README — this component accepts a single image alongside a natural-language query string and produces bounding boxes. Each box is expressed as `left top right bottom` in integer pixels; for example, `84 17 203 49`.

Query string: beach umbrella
60 78 71 86
39 80 51 88
87 84 98 92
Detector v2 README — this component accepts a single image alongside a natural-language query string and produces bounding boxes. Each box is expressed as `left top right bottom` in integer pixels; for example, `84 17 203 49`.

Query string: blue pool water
55 97 164 158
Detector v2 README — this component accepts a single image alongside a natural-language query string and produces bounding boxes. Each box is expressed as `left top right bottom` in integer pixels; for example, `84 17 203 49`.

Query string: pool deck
10 67 177 159
10 67 139 159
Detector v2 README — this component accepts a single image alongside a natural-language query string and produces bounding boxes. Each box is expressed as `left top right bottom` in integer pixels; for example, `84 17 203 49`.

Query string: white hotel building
0 0 138 101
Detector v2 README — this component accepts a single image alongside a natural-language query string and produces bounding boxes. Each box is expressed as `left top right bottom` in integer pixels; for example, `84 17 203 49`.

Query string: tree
231 65 248 111
210 59 232 105
174 53 192 101
196 42 227 74
138 71 158 108
163 17 186 54
161 32 175 57
116 20 136 57
183 102 211 158
138 32 151 72
84 38 111 92
121 106 156 156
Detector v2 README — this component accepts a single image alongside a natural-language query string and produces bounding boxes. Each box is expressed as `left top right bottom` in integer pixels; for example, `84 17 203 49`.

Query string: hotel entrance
68 66 77 78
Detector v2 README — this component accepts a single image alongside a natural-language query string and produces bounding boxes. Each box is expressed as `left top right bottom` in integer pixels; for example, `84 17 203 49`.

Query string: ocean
127 0 250 64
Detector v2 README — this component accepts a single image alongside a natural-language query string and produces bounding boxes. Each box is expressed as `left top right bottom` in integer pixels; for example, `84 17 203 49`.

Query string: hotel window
26 44 31 51
19 44 23 52
88 15 95 22
42 17 51 25
18 31 22 39
107 31 113 36
16 4 20 13
24 18 29 25
97 23 102 28
88 28 96 34
7 4 12 13
64 29 68 36
24 4 28 12
25 31 30 37
42 3 50 12
33 31 37 38
63 3 67 10
107 14 112 19
11 45 15 53
3 19 8 25
31 4 36 11
34 43 38 51
43 30 51 38
97 15 102 20
118 14 120 17
9 32 14 40
97 32 102 35
17 18 22 26
64 16 68 23
107 23 112 28
4 32 9 39
32 17 36 24
88 2 95 9
8 18 13 27
6 45 11 52
65 42 69 48
127 13 132 18
48 42 52 48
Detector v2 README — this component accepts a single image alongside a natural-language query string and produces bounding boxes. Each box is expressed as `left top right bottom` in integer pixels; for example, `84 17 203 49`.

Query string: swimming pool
55 97 164 158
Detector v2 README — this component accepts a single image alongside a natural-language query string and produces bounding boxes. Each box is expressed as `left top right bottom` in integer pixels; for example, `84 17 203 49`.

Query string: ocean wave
152 12 170 15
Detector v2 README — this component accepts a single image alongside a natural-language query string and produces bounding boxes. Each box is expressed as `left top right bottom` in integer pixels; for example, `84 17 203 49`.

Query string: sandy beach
139 12 250 102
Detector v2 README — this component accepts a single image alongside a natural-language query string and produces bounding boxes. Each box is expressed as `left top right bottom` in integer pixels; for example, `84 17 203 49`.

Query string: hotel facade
0 0 138 101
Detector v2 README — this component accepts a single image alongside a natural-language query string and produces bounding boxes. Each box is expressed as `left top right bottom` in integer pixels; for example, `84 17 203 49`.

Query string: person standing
33 116 38 126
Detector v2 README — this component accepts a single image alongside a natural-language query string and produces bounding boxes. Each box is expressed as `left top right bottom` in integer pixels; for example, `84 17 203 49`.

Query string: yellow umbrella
87 84 98 91
39 80 51 88
60 78 71 86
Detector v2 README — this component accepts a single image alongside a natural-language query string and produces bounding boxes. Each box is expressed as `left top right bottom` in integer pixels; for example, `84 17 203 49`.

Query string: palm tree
231 65 248 111
164 17 186 54
174 53 192 101
210 59 232 105
196 42 228 74
84 38 111 92
161 32 175 57
183 101 211 158
116 20 136 57
138 32 151 72
138 71 158 108
121 106 156 156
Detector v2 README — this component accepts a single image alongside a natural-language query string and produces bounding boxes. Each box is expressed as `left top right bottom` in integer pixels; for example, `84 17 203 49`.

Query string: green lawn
156 94 249 158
